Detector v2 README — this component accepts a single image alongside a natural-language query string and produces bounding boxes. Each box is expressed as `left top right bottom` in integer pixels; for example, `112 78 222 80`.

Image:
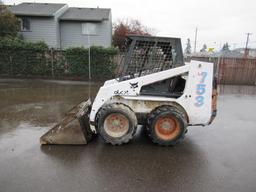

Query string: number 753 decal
195 72 207 107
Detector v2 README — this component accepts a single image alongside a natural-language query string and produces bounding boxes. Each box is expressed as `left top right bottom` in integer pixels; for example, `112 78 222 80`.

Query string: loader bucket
40 99 93 145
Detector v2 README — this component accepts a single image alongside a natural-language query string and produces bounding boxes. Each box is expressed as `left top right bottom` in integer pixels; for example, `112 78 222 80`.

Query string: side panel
183 60 213 124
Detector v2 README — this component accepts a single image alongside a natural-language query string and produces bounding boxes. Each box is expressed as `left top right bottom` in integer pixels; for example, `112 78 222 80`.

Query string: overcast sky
4 0 256 51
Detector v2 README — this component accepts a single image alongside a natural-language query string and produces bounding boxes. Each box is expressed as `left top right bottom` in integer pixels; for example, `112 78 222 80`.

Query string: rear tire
147 106 187 146
96 103 137 145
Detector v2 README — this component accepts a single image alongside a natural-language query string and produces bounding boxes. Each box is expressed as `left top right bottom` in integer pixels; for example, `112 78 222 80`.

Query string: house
9 3 112 49
59 7 112 49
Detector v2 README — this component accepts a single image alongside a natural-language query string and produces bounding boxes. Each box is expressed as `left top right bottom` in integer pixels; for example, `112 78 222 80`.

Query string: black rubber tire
146 106 187 146
96 103 137 145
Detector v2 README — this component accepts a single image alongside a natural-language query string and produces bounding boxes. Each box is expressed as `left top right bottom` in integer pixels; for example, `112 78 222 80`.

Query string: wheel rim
104 113 129 138
155 115 180 141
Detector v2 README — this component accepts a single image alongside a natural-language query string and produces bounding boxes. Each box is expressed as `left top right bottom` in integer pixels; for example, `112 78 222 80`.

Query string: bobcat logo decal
130 82 138 89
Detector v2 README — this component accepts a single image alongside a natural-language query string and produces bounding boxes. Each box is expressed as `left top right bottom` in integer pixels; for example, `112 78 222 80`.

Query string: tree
0 1 20 38
200 44 207 52
184 38 191 55
113 19 152 50
222 42 230 51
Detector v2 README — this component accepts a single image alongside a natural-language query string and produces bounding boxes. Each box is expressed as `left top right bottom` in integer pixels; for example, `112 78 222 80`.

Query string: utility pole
194 27 198 53
244 33 252 58
245 33 252 49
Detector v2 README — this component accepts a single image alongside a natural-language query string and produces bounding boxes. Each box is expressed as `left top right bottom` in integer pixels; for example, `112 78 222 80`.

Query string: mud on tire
146 106 187 146
96 103 137 145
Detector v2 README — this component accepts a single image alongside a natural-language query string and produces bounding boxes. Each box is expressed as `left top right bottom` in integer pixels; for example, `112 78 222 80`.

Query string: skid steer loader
40 35 217 146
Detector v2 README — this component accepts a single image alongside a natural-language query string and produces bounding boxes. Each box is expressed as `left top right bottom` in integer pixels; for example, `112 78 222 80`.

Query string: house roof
60 7 110 21
9 2 66 17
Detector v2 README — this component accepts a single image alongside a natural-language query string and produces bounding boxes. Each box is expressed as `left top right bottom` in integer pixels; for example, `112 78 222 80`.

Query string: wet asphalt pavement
0 79 256 192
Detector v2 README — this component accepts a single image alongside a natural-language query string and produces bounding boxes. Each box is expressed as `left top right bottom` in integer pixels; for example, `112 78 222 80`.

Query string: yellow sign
208 48 214 52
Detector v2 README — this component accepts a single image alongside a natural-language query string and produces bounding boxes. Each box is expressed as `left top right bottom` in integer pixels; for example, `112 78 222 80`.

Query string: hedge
0 38 118 79
0 38 49 75
65 46 117 78
0 37 48 51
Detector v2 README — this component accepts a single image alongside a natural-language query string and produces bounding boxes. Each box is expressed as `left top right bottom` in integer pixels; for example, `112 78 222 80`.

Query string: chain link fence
0 47 117 80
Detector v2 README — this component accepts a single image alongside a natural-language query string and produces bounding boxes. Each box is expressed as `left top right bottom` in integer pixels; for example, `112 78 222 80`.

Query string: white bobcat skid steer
40 35 217 146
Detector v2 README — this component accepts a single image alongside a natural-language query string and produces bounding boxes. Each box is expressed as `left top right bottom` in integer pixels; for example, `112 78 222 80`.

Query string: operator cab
116 35 186 98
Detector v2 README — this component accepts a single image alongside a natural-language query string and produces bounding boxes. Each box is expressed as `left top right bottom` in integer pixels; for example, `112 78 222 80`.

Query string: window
82 23 97 35
20 18 30 31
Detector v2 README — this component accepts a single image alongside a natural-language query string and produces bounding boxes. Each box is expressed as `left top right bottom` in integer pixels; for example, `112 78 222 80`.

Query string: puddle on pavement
0 79 102 138
1 79 256 192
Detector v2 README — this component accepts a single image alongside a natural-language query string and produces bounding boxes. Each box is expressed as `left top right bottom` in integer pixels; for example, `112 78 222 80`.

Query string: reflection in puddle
0 79 102 136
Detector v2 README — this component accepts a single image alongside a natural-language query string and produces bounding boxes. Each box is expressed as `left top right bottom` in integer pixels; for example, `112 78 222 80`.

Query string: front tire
147 106 187 146
96 103 137 145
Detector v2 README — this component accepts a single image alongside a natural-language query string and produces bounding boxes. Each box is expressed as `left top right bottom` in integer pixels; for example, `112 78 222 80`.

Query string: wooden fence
188 56 256 85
